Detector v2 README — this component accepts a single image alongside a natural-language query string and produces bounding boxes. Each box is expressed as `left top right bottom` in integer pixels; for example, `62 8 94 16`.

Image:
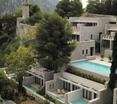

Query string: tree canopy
0 68 16 100
37 13 75 72
86 0 117 15
6 45 35 92
0 14 17 67
24 5 43 25
56 0 83 18
86 0 105 14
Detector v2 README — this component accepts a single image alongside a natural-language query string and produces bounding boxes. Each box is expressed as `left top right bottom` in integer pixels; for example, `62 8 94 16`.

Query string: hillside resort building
16 1 117 104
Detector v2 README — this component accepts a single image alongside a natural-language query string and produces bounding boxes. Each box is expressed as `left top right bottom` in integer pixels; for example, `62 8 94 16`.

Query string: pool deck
89 58 111 67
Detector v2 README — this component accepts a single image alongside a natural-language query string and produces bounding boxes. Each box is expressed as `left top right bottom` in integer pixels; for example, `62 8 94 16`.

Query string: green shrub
66 68 106 84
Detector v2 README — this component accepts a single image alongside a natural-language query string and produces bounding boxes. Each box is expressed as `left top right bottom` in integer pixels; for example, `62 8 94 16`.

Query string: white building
69 14 117 60
45 59 112 104
46 72 111 104
102 24 117 57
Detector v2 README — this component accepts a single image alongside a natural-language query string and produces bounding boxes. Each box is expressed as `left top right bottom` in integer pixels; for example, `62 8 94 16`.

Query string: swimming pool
71 98 87 104
71 60 110 76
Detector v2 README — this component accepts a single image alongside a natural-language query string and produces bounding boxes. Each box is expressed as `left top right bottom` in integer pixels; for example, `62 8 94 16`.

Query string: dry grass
21 99 40 104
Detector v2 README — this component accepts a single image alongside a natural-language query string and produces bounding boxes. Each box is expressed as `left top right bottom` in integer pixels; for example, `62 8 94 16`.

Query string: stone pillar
110 40 112 50
91 92 94 100
70 83 72 91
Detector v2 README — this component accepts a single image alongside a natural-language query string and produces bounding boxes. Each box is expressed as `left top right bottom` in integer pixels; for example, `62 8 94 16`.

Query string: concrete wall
88 98 101 104
46 80 56 92
71 65 109 80
71 40 95 60
113 88 117 104
24 86 54 104
23 76 35 85
66 89 82 103
44 71 54 81
70 17 110 42
46 73 63 92
104 49 112 57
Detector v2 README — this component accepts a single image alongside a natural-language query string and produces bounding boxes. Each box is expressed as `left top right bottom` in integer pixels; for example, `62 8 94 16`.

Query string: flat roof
62 72 106 91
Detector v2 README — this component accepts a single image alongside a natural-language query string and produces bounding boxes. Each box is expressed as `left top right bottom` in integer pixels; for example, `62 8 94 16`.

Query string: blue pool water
71 60 110 76
71 98 87 104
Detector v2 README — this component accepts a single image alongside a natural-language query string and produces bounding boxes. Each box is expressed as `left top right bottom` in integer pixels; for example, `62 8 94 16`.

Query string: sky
59 0 88 8
81 0 88 8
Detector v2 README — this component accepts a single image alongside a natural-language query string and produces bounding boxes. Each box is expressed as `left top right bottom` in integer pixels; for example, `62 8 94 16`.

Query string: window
109 22 116 24
86 49 88 54
72 34 80 41
88 91 92 100
99 32 102 40
94 93 97 98
102 40 110 49
84 22 97 26
63 81 71 91
72 22 77 26
83 89 85 98
77 35 79 41
91 34 93 39
82 50 84 55
72 85 79 91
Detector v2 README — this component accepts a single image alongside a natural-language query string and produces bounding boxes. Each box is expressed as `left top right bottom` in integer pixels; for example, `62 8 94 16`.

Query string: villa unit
23 68 54 90
69 14 117 60
45 59 112 104
102 23 117 57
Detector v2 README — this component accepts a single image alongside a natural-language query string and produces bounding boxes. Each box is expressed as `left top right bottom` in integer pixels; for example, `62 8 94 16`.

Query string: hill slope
0 0 59 16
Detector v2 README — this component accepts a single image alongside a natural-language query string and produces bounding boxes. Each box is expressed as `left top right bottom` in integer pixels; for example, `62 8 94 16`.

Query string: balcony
103 35 114 40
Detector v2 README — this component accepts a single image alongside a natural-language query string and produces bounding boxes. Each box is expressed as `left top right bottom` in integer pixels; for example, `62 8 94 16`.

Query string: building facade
69 14 117 60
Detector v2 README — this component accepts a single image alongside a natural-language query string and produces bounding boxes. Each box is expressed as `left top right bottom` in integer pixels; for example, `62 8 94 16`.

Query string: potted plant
108 56 112 63
100 54 104 61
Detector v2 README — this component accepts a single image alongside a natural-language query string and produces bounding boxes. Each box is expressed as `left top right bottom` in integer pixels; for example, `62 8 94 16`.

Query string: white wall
71 40 95 60
113 88 117 104
70 17 110 42
66 89 83 103
88 98 100 104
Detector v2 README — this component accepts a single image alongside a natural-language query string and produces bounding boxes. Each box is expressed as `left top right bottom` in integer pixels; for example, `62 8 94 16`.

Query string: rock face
32 0 59 12
0 0 59 16
0 0 22 16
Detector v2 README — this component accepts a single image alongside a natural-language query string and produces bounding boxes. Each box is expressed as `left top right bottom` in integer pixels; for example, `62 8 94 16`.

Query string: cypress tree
109 34 117 89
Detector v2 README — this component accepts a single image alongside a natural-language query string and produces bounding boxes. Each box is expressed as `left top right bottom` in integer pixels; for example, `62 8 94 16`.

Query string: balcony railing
103 35 114 40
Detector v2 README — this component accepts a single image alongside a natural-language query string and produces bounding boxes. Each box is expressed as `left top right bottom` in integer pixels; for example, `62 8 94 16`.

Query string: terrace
69 58 111 82
46 72 103 104
23 68 54 89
